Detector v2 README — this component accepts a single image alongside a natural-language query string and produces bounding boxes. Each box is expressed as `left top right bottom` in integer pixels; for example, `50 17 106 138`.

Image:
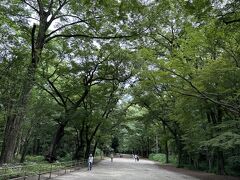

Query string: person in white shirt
88 154 94 171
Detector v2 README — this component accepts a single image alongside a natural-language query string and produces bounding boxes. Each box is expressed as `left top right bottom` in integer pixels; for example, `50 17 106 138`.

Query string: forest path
52 157 198 180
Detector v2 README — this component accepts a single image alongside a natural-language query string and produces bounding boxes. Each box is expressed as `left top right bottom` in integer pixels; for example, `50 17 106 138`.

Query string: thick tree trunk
0 21 46 164
45 124 65 162
0 65 35 165
0 115 21 164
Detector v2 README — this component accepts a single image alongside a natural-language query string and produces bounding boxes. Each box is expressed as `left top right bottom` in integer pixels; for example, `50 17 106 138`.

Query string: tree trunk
165 140 169 163
163 124 169 163
0 115 20 164
0 64 36 165
175 135 183 167
84 123 102 159
36 138 41 155
45 124 65 162
84 140 91 160
92 140 98 157
32 137 40 155
74 144 85 160
207 149 213 172
217 150 225 175
0 65 37 164
20 128 32 163
0 20 47 164
20 140 29 163
74 125 85 160
155 135 159 153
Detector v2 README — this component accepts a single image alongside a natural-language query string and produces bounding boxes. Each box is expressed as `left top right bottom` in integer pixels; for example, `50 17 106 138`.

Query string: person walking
110 153 114 162
88 154 94 171
134 154 139 162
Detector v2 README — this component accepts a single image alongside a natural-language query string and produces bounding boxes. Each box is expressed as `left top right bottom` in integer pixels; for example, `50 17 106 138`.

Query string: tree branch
223 18 240 24
37 0 43 13
48 0 54 13
45 33 136 43
47 79 66 107
23 0 39 13
31 24 36 65
37 83 64 107
48 0 68 24
160 66 240 114
46 20 88 38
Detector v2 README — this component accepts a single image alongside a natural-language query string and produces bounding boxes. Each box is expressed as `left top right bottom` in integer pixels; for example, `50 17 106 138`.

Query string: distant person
110 153 114 162
136 155 139 161
88 154 94 171
134 154 137 162
132 154 135 160
134 154 139 162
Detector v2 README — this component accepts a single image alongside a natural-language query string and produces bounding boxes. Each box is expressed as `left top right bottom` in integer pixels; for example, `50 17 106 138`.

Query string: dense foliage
0 0 239 177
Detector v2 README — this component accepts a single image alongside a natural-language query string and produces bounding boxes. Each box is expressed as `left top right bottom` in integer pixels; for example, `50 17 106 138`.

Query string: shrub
149 153 177 165
225 156 240 176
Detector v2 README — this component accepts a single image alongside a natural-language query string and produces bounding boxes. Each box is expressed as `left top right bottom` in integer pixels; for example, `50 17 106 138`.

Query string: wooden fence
0 160 86 180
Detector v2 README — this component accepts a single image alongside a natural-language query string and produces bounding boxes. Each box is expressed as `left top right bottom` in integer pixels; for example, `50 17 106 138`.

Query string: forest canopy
0 0 240 177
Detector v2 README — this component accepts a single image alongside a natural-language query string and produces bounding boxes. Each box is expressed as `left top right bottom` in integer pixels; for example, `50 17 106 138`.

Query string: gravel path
53 158 199 180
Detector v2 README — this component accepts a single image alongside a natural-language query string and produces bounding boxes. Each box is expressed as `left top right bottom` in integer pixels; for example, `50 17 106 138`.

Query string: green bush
149 153 177 165
58 153 72 162
24 155 45 163
225 156 240 176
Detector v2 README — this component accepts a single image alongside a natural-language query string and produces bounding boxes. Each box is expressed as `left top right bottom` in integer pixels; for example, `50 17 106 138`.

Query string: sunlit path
53 158 198 180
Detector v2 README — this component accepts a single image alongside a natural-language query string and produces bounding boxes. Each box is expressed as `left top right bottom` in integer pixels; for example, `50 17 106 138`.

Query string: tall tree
0 0 145 164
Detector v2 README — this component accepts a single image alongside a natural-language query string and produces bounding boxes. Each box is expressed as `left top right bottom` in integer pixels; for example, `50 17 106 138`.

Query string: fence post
64 163 67 174
38 173 41 180
49 164 52 178
23 171 27 180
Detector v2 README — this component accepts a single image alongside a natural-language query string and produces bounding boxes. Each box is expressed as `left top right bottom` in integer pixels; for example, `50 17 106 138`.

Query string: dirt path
53 157 198 180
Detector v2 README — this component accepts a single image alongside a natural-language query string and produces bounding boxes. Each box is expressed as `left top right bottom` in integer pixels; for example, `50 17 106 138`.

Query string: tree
0 0 145 164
